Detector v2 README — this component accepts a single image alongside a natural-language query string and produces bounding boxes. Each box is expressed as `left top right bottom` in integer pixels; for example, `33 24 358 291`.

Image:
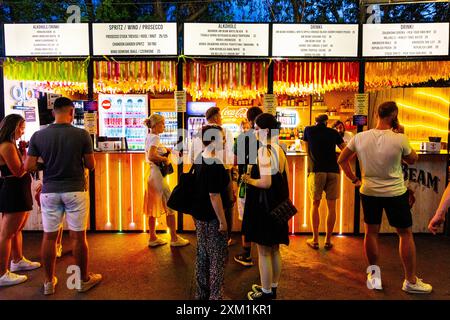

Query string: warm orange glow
106 154 111 228
303 157 308 228
416 91 450 106
142 161 146 233
130 154 135 228
403 123 449 134
291 162 296 234
397 102 449 121
339 171 344 235
118 160 123 232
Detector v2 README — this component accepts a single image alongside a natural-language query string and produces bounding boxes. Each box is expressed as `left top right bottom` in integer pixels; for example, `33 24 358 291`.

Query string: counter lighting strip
130 154 135 228
339 170 344 235
397 102 448 121
118 160 123 232
303 156 308 228
416 92 450 106
402 123 449 134
142 161 146 233
291 161 296 234
106 154 111 228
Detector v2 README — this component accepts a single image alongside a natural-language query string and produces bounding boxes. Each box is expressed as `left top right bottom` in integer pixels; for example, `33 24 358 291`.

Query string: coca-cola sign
221 107 248 119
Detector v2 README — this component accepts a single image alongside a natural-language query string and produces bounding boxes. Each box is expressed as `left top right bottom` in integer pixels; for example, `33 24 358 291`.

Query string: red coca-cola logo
102 100 111 110
221 107 248 119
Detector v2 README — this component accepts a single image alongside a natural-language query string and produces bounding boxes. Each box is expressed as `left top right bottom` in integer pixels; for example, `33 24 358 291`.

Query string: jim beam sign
402 160 446 233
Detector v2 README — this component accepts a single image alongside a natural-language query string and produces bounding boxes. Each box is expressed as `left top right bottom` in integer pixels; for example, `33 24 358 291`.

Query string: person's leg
69 230 89 282
396 227 417 283
271 245 282 286
364 223 381 266
57 226 63 247
166 213 178 241
41 231 59 283
148 216 158 241
0 212 27 275
208 220 228 300
325 199 336 244
10 213 29 262
257 244 273 292
194 220 210 300
309 200 321 244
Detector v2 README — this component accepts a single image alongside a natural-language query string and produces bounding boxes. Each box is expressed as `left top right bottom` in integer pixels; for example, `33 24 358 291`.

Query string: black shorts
360 191 412 229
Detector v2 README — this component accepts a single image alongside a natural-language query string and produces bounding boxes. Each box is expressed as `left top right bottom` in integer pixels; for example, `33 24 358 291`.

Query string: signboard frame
92 22 178 56
272 23 359 58
183 22 270 58
362 22 450 58
4 23 90 57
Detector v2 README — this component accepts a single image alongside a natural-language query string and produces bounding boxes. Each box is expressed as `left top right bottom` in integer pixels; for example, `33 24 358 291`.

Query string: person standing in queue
25 97 102 295
143 114 189 248
338 101 432 294
332 120 354 145
0 114 41 287
303 114 346 250
191 125 231 300
233 106 263 267
242 113 290 300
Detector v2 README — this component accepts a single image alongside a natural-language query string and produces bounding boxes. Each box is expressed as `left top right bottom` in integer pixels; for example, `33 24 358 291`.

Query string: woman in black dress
0 114 40 287
241 113 290 300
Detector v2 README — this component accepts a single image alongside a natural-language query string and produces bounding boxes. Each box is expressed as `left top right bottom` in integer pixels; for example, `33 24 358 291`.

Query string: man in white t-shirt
338 101 432 294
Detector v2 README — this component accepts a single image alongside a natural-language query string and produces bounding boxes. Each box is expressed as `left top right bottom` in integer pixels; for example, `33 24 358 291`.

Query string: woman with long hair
241 113 291 300
143 114 189 248
0 114 40 287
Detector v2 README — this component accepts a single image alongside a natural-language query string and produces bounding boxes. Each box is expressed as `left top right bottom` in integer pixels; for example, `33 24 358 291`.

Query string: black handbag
167 165 197 214
260 190 297 225
159 162 174 177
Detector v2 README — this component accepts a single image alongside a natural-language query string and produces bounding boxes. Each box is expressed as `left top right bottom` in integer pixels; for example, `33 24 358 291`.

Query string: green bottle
238 181 246 199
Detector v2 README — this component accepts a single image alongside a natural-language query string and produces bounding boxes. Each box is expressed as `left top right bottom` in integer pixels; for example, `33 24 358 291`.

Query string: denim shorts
40 192 88 233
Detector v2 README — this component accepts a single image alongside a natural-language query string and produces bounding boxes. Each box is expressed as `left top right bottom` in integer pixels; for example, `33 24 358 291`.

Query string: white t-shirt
347 129 411 197
145 133 167 164
343 131 354 144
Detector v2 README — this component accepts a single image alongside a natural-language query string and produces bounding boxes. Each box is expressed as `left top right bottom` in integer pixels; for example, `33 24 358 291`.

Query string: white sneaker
56 245 63 258
170 236 190 247
367 271 383 290
0 271 27 287
402 277 432 294
10 257 41 272
77 273 102 292
148 237 167 247
43 276 58 295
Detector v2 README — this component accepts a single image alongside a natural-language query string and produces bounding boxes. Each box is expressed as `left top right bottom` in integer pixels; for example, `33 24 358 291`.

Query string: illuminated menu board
272 24 358 57
363 23 449 57
184 23 269 56
93 23 177 55
4 23 89 56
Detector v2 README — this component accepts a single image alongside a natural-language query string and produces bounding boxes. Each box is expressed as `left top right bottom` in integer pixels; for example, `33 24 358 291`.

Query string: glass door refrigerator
149 99 178 149
98 94 148 150
186 101 215 143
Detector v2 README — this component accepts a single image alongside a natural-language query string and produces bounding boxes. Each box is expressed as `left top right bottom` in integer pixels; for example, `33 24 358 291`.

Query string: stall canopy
183 61 269 101
3 58 88 95
273 61 360 96
94 60 177 94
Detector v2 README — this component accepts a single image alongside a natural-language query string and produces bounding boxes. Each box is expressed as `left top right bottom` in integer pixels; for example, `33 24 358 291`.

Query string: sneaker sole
234 257 254 267
0 278 27 287
10 265 41 272
170 242 190 247
402 288 432 294
77 279 102 293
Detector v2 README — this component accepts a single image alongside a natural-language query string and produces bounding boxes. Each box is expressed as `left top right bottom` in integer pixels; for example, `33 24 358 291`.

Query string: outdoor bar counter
92 151 356 234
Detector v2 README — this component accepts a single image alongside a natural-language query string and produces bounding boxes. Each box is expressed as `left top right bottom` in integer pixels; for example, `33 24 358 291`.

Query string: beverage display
98 94 148 150
73 100 85 129
155 111 178 148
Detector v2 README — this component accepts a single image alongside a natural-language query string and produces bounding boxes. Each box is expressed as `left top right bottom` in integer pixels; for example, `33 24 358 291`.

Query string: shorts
40 192 88 233
308 172 339 201
360 191 412 229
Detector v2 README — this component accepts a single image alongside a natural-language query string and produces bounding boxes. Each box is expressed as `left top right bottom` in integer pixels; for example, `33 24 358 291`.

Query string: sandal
324 242 334 250
306 239 319 250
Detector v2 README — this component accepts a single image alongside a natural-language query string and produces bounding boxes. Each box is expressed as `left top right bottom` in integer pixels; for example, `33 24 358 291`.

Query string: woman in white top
143 114 189 248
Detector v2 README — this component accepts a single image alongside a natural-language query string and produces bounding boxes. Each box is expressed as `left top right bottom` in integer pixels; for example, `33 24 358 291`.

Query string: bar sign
175 91 187 112
354 93 369 116
263 94 277 115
